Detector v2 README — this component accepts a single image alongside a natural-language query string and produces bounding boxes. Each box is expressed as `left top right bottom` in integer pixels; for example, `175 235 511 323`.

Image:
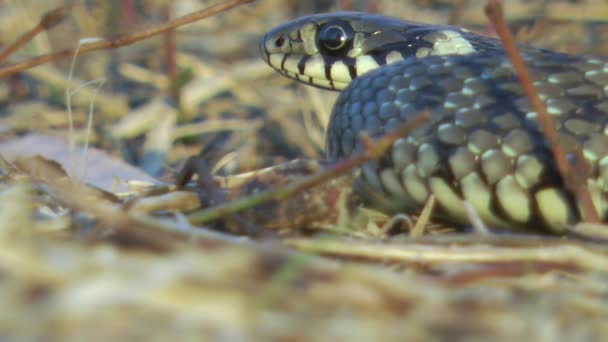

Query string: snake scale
259 12 608 233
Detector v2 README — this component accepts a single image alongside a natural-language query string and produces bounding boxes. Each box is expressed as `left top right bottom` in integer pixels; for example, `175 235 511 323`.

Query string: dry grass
2 0 608 340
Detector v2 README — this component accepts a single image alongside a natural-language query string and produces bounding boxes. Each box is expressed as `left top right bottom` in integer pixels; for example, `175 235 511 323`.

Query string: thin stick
284 237 608 272
0 0 255 78
484 0 599 223
0 5 70 63
187 111 431 225
164 6 180 102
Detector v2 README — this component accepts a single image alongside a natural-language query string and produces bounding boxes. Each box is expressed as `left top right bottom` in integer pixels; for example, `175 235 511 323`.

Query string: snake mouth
276 66 351 90
262 50 352 90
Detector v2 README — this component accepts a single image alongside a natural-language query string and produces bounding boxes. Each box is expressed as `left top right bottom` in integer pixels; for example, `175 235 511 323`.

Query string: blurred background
2 1 608 340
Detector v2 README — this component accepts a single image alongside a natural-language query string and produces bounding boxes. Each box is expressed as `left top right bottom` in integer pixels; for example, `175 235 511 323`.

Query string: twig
0 0 255 78
484 0 599 223
187 111 431 225
569 222 608 241
163 5 180 102
121 0 141 28
0 5 70 63
284 236 608 272
178 156 276 237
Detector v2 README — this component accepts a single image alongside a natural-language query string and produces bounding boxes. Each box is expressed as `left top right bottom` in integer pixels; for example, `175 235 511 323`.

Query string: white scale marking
460 173 509 228
303 55 327 80
282 55 301 74
416 48 431 58
355 55 380 77
380 168 415 204
429 177 468 224
535 188 574 233
385 51 404 64
402 164 428 204
496 175 531 223
311 78 334 89
429 30 475 56
330 60 352 84
269 53 284 70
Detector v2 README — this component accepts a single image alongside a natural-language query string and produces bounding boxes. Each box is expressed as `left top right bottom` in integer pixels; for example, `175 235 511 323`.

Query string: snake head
260 12 483 90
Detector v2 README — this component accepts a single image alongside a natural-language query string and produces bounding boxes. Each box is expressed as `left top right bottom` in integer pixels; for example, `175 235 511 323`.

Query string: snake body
260 12 608 233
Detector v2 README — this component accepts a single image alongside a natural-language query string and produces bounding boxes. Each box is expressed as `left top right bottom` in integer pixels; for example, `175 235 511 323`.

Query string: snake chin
276 67 349 90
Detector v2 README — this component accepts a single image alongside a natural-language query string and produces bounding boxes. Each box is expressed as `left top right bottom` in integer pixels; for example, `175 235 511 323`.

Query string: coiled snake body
260 12 608 233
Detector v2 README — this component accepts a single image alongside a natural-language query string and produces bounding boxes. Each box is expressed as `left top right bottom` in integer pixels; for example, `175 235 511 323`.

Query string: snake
259 12 608 233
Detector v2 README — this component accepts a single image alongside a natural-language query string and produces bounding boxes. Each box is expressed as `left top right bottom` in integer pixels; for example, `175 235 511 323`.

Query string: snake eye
317 22 354 53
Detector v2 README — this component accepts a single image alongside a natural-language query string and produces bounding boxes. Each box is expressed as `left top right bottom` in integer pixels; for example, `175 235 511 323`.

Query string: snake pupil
274 36 285 48
317 22 354 53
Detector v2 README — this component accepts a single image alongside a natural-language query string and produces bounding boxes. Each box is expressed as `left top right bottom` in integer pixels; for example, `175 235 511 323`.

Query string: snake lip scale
260 12 608 234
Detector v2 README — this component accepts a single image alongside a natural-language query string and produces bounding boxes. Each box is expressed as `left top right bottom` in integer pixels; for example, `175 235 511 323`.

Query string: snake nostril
274 36 285 48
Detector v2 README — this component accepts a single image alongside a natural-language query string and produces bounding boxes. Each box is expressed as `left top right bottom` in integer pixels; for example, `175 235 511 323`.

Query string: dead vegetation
2 0 608 340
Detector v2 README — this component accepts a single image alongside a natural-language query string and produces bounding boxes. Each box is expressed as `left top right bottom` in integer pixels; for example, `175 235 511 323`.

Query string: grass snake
259 12 608 233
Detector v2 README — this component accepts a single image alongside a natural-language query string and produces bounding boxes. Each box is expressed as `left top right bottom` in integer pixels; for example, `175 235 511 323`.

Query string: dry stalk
284 236 608 272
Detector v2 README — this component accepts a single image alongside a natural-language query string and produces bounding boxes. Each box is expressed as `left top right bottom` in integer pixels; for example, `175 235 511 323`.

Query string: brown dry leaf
0 134 160 193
